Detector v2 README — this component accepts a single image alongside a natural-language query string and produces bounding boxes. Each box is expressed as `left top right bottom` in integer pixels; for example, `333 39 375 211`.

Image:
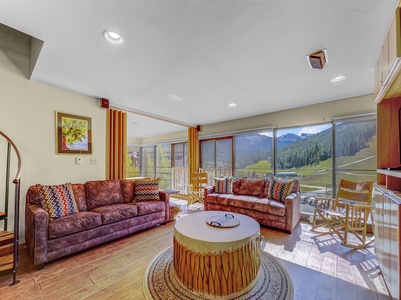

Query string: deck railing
171 167 232 194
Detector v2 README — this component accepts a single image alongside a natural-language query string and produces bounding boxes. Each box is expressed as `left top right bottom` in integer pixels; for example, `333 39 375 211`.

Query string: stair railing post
9 179 20 286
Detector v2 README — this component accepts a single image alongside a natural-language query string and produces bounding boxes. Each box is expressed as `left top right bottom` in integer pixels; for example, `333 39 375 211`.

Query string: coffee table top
174 211 260 244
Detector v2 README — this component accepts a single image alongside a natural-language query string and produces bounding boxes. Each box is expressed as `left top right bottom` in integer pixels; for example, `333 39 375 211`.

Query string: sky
259 124 332 138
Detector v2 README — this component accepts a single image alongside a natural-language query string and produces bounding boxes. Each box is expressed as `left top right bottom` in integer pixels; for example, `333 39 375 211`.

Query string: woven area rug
143 246 293 300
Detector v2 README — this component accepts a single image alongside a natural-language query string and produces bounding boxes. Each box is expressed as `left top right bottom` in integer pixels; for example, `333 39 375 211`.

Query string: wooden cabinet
375 7 401 103
375 6 401 298
376 98 401 300
375 185 401 300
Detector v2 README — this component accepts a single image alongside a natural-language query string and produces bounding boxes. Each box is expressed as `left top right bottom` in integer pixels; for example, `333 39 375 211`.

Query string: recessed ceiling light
102 30 123 44
331 75 346 83
228 103 237 108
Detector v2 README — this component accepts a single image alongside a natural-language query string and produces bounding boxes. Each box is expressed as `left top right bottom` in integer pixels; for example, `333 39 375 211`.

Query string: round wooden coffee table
173 211 262 298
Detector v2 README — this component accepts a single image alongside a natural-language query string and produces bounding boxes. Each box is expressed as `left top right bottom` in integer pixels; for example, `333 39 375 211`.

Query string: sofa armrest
158 190 170 223
203 186 215 210
284 192 301 233
25 204 49 266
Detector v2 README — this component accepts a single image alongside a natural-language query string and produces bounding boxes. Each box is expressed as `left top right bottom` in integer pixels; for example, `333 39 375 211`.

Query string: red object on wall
100 98 109 109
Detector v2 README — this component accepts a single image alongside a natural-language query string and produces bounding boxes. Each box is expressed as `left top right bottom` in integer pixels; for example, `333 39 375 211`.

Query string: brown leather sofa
204 177 300 233
25 179 170 267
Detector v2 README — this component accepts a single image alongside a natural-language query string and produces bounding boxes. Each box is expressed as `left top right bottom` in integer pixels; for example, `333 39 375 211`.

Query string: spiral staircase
0 131 22 286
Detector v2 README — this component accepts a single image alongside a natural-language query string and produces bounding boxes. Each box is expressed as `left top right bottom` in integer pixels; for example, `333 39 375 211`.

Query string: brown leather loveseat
204 177 300 233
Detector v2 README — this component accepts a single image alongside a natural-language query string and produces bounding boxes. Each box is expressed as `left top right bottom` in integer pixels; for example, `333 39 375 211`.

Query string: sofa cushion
206 193 234 206
86 180 124 210
237 178 267 198
232 178 243 194
90 204 138 225
268 178 296 202
253 198 286 217
134 200 165 216
37 183 79 221
71 183 88 211
228 195 261 210
134 178 160 201
120 179 136 203
214 177 233 194
48 211 102 238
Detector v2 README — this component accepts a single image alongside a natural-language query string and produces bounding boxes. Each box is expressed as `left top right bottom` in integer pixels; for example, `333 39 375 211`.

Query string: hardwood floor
0 219 391 300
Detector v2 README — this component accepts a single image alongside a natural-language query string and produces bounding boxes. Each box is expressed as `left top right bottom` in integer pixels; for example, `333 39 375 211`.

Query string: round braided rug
143 246 293 300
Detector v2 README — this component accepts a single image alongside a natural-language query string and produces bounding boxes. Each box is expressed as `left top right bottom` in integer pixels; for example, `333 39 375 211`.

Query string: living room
0 1 399 299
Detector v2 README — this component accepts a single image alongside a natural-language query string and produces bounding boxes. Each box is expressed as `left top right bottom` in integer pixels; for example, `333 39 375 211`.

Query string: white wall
0 48 106 243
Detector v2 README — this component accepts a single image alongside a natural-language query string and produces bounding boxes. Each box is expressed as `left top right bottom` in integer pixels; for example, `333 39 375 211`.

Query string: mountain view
234 121 377 172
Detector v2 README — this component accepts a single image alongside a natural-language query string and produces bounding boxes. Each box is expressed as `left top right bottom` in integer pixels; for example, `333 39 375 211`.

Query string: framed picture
56 112 92 154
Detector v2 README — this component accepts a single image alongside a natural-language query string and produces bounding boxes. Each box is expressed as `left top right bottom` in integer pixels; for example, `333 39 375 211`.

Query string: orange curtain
188 127 199 183
106 109 127 179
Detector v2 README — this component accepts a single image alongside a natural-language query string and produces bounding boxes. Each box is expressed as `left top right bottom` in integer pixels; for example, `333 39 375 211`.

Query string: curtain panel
106 109 127 179
188 127 199 183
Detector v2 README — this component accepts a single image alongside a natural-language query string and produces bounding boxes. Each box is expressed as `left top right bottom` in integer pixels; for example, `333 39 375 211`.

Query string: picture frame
56 112 92 154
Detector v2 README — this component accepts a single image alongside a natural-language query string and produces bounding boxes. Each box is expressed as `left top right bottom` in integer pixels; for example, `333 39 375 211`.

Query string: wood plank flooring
0 219 391 300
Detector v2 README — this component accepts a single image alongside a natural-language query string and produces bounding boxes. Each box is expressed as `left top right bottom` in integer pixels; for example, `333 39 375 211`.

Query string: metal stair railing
0 131 22 286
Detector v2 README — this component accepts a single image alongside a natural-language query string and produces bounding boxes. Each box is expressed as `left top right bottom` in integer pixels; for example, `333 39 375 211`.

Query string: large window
156 144 172 189
234 131 273 178
129 115 376 216
276 124 333 215
141 146 155 178
172 143 187 168
200 138 233 171
126 145 140 178
334 115 377 190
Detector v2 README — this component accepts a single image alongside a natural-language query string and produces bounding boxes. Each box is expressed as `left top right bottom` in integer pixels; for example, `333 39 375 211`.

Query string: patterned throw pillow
37 183 79 220
134 178 160 201
268 178 296 203
214 177 233 194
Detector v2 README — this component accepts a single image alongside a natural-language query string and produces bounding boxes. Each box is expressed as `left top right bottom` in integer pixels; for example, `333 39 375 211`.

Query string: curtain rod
110 104 197 128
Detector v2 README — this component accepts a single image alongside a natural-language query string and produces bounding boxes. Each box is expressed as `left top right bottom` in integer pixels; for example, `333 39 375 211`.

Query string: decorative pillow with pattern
268 178 296 203
37 183 79 221
214 177 233 194
134 178 160 201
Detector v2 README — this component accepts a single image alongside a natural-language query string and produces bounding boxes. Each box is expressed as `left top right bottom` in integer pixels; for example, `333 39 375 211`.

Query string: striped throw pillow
134 178 160 201
214 177 233 194
37 183 79 220
268 178 296 203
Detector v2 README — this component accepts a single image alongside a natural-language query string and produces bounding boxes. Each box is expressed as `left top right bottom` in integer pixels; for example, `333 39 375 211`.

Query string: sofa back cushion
236 178 267 198
232 178 243 195
71 183 88 211
86 180 124 210
120 179 136 203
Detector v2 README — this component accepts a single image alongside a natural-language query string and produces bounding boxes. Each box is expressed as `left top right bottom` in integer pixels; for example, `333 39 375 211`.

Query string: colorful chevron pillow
37 183 79 220
268 178 296 203
214 177 233 194
134 178 160 201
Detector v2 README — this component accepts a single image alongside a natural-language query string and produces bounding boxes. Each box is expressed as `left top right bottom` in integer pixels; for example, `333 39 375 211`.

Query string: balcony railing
171 167 232 194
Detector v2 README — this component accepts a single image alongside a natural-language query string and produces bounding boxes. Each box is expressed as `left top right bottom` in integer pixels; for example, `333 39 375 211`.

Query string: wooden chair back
190 172 208 190
335 179 373 208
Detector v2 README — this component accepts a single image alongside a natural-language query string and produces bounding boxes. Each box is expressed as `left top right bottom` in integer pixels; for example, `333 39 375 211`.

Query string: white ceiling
0 0 397 138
